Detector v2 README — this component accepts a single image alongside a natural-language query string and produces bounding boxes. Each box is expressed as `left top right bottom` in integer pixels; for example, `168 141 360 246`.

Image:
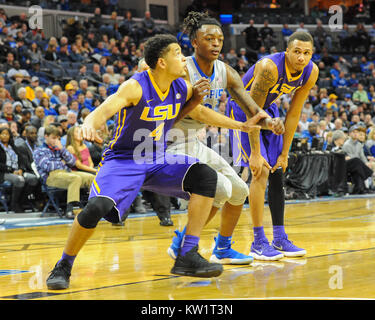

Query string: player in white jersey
167 11 284 265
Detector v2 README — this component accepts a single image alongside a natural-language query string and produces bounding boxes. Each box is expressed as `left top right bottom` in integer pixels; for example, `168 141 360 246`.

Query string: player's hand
241 112 268 132
79 125 103 143
191 78 210 104
271 153 288 173
249 153 271 179
270 118 285 135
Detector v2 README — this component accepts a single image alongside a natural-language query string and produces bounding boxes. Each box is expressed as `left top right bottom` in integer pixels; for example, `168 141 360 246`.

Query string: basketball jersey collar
147 69 170 102
191 55 216 83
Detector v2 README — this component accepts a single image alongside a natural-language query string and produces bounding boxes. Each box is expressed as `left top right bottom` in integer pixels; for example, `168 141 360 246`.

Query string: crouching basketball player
46 34 263 289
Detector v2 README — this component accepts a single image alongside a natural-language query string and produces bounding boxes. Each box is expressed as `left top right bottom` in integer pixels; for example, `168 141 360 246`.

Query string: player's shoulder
116 76 143 105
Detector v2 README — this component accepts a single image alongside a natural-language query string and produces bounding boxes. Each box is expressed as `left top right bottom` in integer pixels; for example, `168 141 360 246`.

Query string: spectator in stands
338 23 352 52
16 109 31 133
0 76 13 101
314 98 328 117
257 46 268 60
88 63 102 83
348 72 359 88
327 93 339 112
342 125 374 194
330 61 340 80
30 106 45 131
88 129 105 167
301 122 321 147
317 61 331 80
119 11 141 46
55 92 68 112
45 44 58 61
296 21 309 34
281 23 293 48
302 101 314 118
364 113 374 129
66 126 96 174
332 71 349 88
313 19 332 52
299 112 309 132
226 48 239 68
176 27 193 56
86 7 103 31
106 65 120 85
27 42 43 63
333 118 345 131
365 127 375 157
28 60 50 86
1 101 17 123
339 111 351 129
259 20 275 50
353 83 370 104
33 125 94 218
1 52 15 73
0 127 38 212
234 58 249 75
242 19 260 50
321 48 336 67
141 11 156 39
40 97 57 117
9 73 24 99
15 87 36 110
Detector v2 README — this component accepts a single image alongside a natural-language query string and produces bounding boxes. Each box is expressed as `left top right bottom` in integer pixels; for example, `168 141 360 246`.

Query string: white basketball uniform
167 55 249 208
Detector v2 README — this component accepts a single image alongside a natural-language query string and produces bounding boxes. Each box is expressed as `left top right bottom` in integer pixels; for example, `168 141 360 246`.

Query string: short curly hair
144 34 178 69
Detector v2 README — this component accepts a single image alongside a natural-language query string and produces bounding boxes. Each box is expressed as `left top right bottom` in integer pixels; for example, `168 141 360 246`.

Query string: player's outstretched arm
81 79 142 141
188 103 266 132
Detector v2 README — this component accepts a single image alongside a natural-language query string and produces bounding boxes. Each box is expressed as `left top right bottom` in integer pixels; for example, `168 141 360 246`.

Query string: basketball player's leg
46 159 146 289
200 142 252 264
144 154 223 277
265 134 306 257
167 139 252 265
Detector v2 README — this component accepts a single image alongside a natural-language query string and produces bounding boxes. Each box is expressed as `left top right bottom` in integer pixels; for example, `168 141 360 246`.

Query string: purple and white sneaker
250 240 284 261
272 236 306 257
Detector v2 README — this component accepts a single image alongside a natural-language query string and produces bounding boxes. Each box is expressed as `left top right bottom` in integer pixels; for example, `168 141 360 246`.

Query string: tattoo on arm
227 65 262 118
251 68 276 102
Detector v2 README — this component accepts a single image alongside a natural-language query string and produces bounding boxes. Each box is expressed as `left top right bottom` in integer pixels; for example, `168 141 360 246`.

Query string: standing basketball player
227 31 319 260
167 11 285 265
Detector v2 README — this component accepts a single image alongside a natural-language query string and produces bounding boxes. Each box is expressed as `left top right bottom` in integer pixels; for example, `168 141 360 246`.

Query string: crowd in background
1 2 375 218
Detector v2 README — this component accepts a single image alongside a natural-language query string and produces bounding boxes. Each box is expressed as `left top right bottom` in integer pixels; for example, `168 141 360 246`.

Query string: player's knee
228 175 249 205
77 196 115 229
213 173 232 207
183 163 217 198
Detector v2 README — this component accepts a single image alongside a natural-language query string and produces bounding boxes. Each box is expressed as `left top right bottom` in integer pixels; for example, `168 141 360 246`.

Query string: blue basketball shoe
167 229 185 260
209 237 253 265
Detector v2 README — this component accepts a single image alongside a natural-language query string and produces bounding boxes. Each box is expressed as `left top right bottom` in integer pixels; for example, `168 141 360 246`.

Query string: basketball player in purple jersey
46 35 264 289
227 31 319 260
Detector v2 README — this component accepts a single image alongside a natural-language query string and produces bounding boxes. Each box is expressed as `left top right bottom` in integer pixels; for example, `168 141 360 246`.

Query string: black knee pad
77 196 115 229
183 163 217 198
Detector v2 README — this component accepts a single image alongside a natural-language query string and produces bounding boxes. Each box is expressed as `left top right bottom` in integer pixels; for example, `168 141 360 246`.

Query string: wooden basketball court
0 196 375 300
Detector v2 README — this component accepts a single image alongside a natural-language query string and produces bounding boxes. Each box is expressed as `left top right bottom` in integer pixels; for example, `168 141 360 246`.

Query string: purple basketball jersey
104 69 188 162
88 71 200 223
227 52 314 167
